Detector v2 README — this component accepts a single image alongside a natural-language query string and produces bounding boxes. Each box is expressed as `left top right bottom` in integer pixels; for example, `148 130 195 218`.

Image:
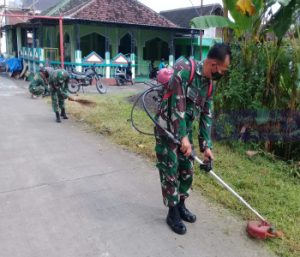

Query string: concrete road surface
0 75 276 257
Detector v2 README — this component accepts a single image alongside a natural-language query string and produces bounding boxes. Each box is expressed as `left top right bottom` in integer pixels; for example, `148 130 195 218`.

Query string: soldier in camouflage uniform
155 43 231 235
29 67 53 98
49 69 70 123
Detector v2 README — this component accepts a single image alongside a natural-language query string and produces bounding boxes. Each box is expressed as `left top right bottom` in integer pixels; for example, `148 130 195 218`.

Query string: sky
138 0 223 12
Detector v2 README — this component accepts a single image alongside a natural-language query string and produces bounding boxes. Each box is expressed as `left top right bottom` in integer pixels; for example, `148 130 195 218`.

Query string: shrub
213 39 300 161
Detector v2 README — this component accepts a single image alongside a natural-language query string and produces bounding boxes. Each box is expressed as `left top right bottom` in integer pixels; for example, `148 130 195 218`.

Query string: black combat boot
60 108 68 119
55 112 61 123
178 199 196 223
166 205 187 235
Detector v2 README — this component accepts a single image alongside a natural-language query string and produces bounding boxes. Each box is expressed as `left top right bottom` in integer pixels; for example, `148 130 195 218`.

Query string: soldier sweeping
155 43 231 235
49 69 71 123
28 66 53 98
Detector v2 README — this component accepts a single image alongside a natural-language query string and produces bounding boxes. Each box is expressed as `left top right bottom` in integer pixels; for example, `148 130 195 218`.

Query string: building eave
29 17 201 34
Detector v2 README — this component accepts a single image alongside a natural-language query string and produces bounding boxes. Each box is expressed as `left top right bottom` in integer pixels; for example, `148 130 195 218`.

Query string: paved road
0 75 276 257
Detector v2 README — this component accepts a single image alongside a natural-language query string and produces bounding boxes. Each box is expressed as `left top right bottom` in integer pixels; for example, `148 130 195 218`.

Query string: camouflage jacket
49 69 69 99
29 72 47 91
155 59 214 152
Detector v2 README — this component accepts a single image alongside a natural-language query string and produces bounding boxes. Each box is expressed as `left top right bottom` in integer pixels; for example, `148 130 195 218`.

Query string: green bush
215 43 266 110
214 40 300 161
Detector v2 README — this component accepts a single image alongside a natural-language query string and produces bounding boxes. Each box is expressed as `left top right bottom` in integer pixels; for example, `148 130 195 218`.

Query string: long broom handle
193 156 267 222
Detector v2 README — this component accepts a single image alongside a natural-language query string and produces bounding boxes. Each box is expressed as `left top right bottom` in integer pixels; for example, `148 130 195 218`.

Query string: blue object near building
5 58 23 73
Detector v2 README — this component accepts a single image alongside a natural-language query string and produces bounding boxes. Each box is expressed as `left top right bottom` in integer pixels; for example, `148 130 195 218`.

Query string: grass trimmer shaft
194 156 283 240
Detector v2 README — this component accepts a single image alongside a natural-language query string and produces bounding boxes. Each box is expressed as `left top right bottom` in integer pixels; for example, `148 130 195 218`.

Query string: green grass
67 93 300 257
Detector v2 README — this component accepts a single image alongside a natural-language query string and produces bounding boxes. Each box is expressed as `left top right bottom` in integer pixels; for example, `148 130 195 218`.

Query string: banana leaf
267 0 299 40
266 0 293 7
223 0 264 31
190 15 236 29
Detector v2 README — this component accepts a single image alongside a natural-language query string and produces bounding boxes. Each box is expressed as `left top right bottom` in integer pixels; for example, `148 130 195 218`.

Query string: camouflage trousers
50 89 65 113
155 133 194 207
44 84 50 95
29 85 44 96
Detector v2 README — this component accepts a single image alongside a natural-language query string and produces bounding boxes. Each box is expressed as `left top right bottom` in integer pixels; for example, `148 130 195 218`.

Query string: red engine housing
246 221 282 240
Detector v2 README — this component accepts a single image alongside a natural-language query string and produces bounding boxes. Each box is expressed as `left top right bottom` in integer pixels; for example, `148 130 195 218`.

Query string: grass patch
67 93 300 257
66 93 156 160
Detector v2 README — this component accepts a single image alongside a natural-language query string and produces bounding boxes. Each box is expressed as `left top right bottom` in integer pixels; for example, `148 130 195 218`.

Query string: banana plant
264 0 299 41
190 15 236 29
190 0 299 42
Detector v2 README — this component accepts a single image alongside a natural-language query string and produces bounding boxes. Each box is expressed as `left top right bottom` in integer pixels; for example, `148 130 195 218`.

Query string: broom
68 96 97 107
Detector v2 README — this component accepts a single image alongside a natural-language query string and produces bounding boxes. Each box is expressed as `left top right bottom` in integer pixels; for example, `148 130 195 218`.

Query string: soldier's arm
29 79 35 90
60 79 69 99
169 75 187 141
59 84 69 99
48 75 54 88
198 93 213 152
49 73 62 91
38 77 46 87
29 75 44 89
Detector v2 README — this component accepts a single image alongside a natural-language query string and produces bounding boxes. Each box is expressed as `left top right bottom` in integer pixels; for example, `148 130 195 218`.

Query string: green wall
174 37 223 61
7 22 223 75
138 29 171 75
40 24 173 76
12 23 200 76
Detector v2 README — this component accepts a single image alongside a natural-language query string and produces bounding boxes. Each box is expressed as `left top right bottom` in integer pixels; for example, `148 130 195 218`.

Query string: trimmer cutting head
246 221 283 240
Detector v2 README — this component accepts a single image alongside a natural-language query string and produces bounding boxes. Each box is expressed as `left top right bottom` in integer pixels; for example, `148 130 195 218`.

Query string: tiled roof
43 0 179 28
160 4 223 28
22 0 61 12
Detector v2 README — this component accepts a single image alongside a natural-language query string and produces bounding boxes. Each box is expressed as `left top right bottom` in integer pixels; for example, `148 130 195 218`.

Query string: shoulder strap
161 75 181 100
163 91 173 100
207 81 213 97
188 59 196 84
162 59 195 101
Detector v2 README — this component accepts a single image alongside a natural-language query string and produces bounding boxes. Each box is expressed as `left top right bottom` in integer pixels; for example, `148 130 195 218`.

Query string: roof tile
45 0 179 28
160 4 223 28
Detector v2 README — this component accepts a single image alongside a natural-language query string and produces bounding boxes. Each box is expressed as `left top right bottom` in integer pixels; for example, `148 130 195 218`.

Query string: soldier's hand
203 148 214 161
200 159 213 172
180 136 192 157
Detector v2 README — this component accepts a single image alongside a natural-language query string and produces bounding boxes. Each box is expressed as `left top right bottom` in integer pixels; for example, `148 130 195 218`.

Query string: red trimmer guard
246 221 283 240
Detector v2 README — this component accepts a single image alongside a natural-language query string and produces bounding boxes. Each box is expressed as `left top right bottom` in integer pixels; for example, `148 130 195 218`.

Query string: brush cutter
136 84 283 240
196 157 283 240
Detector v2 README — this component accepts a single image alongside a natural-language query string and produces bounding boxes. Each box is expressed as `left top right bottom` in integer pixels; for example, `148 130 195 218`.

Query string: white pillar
130 53 135 79
40 48 45 64
1 31 7 54
169 55 174 67
105 51 110 78
75 50 82 72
